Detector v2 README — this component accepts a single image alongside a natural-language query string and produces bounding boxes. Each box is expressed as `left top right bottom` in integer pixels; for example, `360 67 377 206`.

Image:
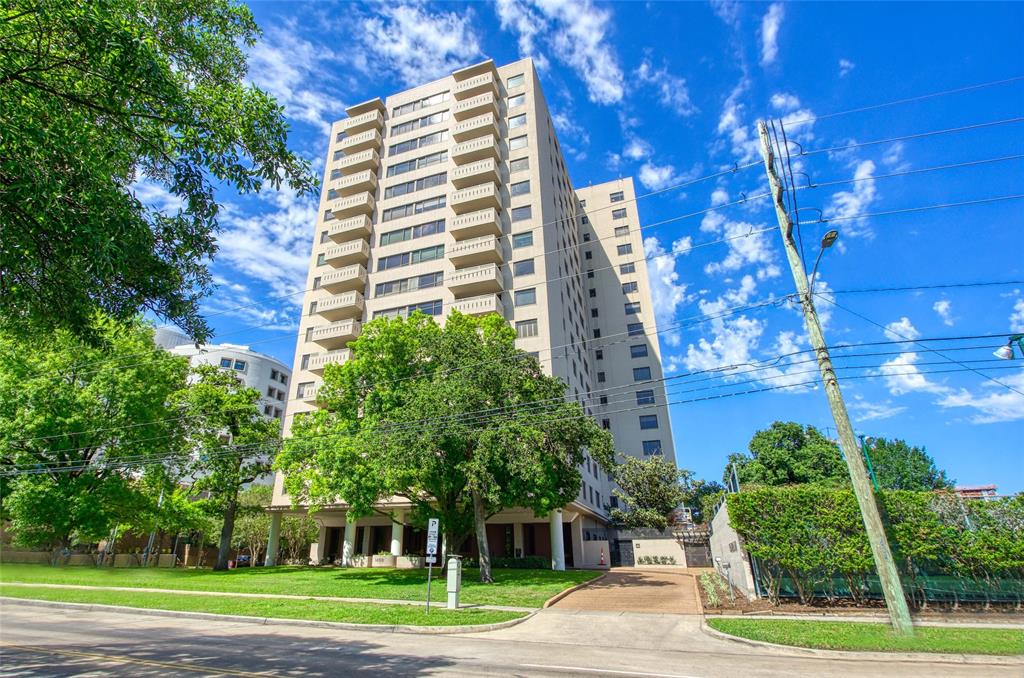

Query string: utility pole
757 121 914 636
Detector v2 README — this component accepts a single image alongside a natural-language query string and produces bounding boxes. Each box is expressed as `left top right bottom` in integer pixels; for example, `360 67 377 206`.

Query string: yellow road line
1 643 276 677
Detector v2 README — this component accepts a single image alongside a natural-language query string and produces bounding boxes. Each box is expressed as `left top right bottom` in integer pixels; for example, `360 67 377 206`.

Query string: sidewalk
710 612 1024 629
0 582 534 612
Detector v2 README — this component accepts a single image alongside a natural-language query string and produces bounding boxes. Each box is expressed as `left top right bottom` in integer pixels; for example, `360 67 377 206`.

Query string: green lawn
0 584 523 627
0 563 597 608
707 618 1024 656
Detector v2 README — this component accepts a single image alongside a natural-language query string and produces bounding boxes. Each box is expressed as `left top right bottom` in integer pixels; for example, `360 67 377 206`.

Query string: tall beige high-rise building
268 58 675 569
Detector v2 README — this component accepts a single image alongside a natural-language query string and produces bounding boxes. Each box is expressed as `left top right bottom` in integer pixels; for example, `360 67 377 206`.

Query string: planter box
396 556 425 569
157 554 177 568
113 553 140 568
0 550 50 564
371 554 396 568
349 554 369 568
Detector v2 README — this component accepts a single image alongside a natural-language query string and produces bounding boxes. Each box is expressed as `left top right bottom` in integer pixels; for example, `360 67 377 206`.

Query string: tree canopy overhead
864 437 952 491
725 421 848 487
0 316 189 548
610 456 691 530
0 0 317 342
275 311 614 582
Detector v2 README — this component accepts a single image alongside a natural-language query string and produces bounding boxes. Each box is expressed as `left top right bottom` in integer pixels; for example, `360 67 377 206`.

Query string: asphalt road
0 602 1018 677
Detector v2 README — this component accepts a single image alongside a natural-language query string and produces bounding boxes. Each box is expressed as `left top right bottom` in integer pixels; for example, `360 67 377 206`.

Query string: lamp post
810 229 839 286
993 334 1024 360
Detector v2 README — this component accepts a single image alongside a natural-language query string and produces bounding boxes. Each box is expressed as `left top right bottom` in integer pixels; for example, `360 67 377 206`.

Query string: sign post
425 518 439 613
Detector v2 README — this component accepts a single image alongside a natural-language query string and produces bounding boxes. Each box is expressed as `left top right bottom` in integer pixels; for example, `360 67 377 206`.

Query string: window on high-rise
515 319 538 338
514 288 537 306
509 135 528 150
508 93 526 108
512 231 533 249
589 289 596 298
620 262 636 274
510 157 529 173
617 243 633 255
625 301 641 315
614 225 630 237
639 415 659 430
642 440 662 456
636 389 655 405
507 74 525 88
612 208 627 219
630 344 648 358
511 180 530 196
622 281 639 293
513 259 535 276
511 205 532 222
509 114 527 129
633 366 651 381
610 191 624 202
627 322 644 336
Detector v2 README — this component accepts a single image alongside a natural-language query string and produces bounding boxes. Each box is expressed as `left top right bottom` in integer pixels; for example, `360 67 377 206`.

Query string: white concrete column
361 523 372 555
513 522 524 558
265 512 282 566
549 510 565 571
342 515 356 566
311 522 328 563
390 512 405 557
570 515 584 568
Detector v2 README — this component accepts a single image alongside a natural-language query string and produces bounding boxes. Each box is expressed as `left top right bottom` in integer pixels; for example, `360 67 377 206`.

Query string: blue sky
181 1 1023 492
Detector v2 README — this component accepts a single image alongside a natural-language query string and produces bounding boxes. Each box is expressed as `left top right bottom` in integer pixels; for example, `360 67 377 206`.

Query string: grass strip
0 584 524 627
707 618 1024 656
0 563 595 607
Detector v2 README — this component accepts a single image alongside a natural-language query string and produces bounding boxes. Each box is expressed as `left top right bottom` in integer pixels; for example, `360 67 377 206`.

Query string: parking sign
426 518 439 555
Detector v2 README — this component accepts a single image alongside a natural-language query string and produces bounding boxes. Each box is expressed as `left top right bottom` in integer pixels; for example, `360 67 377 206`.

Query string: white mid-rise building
268 58 676 569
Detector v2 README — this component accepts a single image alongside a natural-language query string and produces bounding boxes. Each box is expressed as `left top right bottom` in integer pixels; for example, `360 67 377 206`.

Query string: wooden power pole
757 121 914 635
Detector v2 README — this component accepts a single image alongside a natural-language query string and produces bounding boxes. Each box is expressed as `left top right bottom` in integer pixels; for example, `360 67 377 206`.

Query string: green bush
727 488 1024 606
462 556 548 569
700 571 723 607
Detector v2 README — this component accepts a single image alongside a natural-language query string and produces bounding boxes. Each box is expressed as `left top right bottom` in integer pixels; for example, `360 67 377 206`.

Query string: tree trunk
472 489 493 584
214 500 237 571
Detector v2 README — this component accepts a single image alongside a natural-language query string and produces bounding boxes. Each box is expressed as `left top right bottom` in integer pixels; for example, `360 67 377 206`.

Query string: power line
797 117 1024 157
831 280 1024 295
785 75 1024 126
810 195 1024 225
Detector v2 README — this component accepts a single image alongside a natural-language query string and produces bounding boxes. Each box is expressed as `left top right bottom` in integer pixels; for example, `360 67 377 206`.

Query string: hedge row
727 487 1024 606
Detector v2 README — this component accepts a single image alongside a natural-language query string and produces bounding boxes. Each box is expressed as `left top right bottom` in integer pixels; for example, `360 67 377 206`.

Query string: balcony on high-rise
310 319 361 349
321 239 370 267
331 169 377 197
338 128 382 154
450 293 504 317
451 157 499 189
335 149 380 173
450 182 500 214
314 291 365 322
453 71 498 100
329 192 375 219
448 234 502 267
451 135 499 164
452 91 498 121
447 263 503 297
307 349 351 375
450 207 501 240
338 109 384 136
452 113 498 142
327 215 372 244
318 264 367 293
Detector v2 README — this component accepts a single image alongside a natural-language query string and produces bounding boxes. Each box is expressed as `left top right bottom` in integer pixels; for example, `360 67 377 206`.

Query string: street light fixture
810 229 840 285
994 334 1024 360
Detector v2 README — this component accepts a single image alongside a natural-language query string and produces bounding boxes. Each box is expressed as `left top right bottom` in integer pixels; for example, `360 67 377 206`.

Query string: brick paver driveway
551 567 702 614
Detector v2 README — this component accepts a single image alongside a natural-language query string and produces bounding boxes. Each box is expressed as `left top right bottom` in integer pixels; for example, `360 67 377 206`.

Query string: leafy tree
233 484 273 563
726 421 847 487
276 312 613 583
0 0 317 342
610 457 691 530
684 479 727 524
172 365 280 570
280 513 319 564
864 437 952 491
0 317 189 549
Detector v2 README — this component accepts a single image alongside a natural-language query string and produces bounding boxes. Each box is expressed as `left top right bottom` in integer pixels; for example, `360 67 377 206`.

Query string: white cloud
710 188 730 206
638 161 682 191
759 3 785 66
360 4 482 87
247 24 348 134
700 211 780 280
884 316 921 342
933 300 954 326
937 371 1024 424
839 58 856 77
623 138 652 161
714 77 762 163
709 0 741 28
496 0 625 105
643 236 693 346
215 185 318 301
878 353 950 396
770 92 801 112
635 58 697 117
849 396 907 422
825 159 878 238
132 180 185 213
1011 297 1024 333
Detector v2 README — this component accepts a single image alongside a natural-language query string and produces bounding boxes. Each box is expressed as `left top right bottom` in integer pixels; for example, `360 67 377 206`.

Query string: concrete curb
0 596 535 635
543 572 608 608
699 617 1024 666
709 612 1024 629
